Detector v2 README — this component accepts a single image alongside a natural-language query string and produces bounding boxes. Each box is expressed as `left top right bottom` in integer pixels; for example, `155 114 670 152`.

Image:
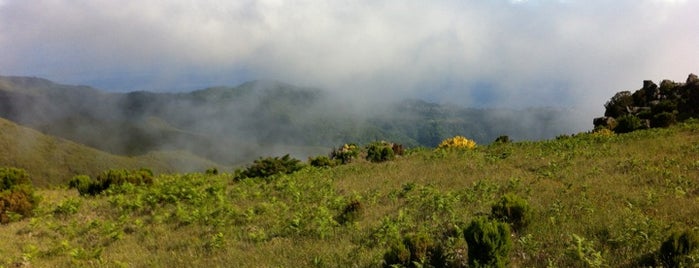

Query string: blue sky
1 0 697 118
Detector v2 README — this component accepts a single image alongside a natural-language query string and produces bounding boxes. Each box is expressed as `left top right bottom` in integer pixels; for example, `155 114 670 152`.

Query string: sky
1 0 698 121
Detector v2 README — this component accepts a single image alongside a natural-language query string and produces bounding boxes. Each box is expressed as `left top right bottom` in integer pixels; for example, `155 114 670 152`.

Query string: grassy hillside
0 118 219 187
1 122 698 267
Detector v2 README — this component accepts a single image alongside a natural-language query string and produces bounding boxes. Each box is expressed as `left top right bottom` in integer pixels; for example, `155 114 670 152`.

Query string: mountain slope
0 117 217 187
0 76 582 164
1 122 698 266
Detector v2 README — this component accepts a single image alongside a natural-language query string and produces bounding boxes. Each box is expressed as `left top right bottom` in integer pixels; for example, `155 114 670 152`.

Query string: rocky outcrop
595 73 699 132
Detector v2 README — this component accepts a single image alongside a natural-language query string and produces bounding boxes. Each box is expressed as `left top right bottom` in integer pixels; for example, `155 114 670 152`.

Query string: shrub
463 218 512 268
205 167 219 175
0 167 31 191
591 128 615 137
383 232 437 267
651 111 677 128
604 91 633 118
336 200 362 225
308 155 337 168
490 193 532 232
614 114 644 133
659 230 699 268
237 155 304 179
494 135 511 144
392 143 405 156
68 175 96 196
0 167 38 224
69 169 154 196
437 136 477 150
331 144 360 164
366 142 395 163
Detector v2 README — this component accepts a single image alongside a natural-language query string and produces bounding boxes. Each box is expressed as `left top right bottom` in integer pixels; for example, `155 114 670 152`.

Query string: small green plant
567 234 604 268
463 217 512 268
490 193 532 232
53 197 82 217
659 230 699 268
236 154 304 179
366 142 395 163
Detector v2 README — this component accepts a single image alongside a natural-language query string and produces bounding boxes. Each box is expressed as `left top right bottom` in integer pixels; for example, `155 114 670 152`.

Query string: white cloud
0 0 697 125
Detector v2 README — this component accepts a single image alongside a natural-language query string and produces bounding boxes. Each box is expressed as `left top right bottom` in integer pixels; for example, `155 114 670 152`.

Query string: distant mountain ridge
0 75 580 164
0 117 217 187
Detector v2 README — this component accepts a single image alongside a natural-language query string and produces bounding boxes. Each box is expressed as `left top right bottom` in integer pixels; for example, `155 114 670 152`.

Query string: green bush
205 167 219 175
69 169 154 196
331 144 360 164
335 200 362 225
494 135 511 144
366 142 395 163
0 167 31 191
651 111 677 128
68 175 95 196
659 230 699 268
237 155 304 179
308 155 337 168
604 91 633 118
383 232 437 267
463 218 513 268
614 114 644 133
0 167 38 224
490 193 532 232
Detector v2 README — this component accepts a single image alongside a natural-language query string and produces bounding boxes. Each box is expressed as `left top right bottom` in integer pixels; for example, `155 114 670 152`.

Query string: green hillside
1 122 698 267
0 117 218 187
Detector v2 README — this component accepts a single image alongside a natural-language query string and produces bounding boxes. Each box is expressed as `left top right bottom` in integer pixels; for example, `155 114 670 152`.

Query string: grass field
1 122 699 267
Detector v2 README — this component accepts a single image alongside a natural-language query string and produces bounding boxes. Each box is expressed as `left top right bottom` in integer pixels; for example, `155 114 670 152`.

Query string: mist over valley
0 75 582 166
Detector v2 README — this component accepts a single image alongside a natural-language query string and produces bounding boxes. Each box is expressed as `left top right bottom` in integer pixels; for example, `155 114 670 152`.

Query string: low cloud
1 0 697 129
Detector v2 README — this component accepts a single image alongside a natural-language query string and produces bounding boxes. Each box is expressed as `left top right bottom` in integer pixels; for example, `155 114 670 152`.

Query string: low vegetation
1 121 699 267
0 167 38 224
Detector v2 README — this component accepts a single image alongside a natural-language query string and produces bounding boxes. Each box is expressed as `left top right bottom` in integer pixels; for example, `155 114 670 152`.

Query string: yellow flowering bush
591 128 615 137
437 136 477 150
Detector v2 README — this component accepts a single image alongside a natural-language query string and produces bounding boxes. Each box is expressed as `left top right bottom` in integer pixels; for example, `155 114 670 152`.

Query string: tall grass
1 122 699 267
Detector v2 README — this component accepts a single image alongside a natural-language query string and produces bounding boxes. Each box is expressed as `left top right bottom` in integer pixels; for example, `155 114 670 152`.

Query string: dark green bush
308 155 337 168
651 111 677 128
205 167 219 175
604 91 633 118
0 167 38 224
614 114 644 133
464 218 512 268
0 167 31 191
383 232 437 267
237 154 303 179
491 193 532 232
366 142 395 163
68 175 95 196
69 169 154 196
659 230 699 268
336 200 362 225
494 135 511 144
